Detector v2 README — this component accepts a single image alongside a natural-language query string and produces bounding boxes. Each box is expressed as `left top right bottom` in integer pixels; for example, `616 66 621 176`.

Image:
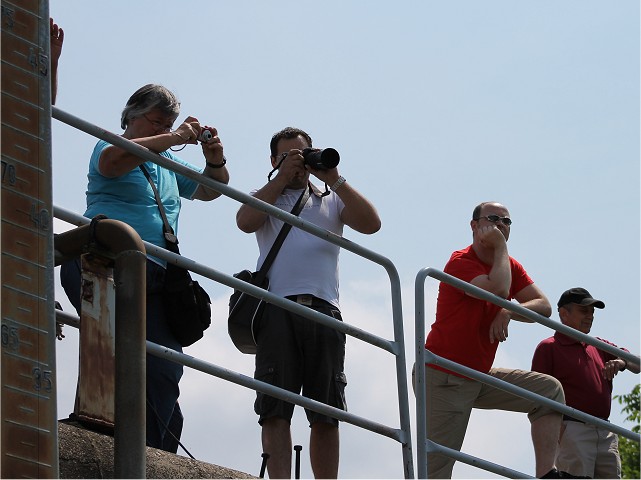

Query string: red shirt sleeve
531 339 553 374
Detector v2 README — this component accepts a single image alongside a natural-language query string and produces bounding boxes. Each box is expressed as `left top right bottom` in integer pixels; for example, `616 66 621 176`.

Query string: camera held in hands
302 147 340 170
199 127 214 143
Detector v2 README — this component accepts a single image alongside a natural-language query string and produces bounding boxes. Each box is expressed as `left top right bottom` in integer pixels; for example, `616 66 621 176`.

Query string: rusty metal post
75 254 117 428
113 248 147 478
54 218 146 478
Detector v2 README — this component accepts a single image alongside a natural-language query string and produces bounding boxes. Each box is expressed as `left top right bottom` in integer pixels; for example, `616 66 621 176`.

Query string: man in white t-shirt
236 127 380 479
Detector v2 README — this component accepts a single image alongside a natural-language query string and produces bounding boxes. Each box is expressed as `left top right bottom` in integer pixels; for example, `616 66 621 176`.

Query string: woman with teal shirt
61 84 229 451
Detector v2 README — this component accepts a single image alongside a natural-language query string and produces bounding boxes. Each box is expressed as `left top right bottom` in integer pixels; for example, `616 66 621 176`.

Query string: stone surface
58 421 256 479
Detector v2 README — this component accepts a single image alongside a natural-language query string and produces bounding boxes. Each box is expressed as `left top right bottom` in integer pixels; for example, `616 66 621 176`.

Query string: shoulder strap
139 164 179 252
254 185 311 283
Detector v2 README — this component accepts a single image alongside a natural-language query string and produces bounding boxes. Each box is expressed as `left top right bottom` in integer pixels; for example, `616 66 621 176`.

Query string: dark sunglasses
477 214 512 226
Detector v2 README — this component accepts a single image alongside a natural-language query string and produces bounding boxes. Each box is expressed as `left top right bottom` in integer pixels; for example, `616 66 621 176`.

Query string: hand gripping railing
414 267 640 479
52 106 415 478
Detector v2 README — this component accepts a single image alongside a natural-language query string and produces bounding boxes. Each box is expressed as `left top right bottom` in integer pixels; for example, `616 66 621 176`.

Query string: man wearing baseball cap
531 288 640 478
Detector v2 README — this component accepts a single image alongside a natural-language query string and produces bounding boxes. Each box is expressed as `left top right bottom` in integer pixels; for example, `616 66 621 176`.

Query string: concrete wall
58 421 255 479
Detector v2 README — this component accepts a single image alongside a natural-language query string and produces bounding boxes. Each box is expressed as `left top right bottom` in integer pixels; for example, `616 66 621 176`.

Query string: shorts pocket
254 364 278 416
334 372 348 411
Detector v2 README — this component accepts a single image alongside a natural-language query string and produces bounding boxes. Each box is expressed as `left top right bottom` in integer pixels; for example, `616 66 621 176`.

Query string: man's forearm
509 298 551 322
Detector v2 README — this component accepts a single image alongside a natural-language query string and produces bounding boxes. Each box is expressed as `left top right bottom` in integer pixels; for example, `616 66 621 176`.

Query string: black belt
286 294 331 308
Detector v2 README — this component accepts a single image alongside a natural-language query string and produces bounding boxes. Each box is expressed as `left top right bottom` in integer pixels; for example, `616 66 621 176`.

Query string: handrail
54 206 411 475
425 350 639 441
52 105 415 478
54 206 396 354
415 266 640 479
426 440 533 479
423 268 640 368
145 341 404 441
54 306 406 443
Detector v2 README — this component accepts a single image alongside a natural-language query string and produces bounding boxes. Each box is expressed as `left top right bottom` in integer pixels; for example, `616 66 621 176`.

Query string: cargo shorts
254 295 347 427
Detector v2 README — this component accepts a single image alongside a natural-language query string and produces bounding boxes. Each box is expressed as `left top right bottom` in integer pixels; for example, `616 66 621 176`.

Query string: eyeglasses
476 215 512 226
143 113 172 132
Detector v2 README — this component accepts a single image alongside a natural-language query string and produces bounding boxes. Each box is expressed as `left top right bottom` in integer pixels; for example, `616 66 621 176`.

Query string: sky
48 1 639 478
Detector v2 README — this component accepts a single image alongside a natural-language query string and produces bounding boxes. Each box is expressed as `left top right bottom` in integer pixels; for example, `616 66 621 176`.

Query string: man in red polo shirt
532 288 640 478
419 201 567 479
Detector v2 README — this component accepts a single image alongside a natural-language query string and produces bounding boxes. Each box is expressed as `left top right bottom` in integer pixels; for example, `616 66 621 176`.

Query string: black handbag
140 165 212 347
228 186 311 354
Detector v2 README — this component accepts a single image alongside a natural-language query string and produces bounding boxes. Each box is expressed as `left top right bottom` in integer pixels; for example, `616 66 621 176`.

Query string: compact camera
199 127 214 143
302 147 340 170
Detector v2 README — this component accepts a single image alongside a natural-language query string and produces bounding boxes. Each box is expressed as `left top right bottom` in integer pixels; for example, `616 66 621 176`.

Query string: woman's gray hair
120 84 181 130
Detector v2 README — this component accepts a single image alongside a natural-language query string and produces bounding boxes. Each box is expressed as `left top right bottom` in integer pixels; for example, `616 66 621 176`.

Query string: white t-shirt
254 186 345 308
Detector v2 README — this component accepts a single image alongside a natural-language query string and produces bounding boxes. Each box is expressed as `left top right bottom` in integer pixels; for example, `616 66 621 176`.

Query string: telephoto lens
302 148 340 170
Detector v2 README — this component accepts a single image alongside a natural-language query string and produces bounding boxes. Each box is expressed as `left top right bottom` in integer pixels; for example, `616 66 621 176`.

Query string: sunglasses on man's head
476 215 512 226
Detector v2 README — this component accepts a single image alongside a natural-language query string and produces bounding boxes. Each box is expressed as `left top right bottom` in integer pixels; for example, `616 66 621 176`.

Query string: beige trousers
413 365 565 479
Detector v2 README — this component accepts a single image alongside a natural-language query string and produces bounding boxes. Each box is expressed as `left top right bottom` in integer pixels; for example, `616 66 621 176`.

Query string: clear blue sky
51 1 639 478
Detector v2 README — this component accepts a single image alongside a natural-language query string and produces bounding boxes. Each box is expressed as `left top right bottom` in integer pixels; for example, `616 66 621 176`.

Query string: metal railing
414 266 640 479
52 106 415 478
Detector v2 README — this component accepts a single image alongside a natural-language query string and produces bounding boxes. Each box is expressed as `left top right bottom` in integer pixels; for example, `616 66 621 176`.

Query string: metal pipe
259 453 269 478
415 266 640 479
113 249 147 478
426 440 532 479
425 268 640 369
53 106 416 477
54 205 395 354
294 445 302 479
426 350 639 442
55 309 80 329
56 205 415 476
146 341 403 442
54 218 146 478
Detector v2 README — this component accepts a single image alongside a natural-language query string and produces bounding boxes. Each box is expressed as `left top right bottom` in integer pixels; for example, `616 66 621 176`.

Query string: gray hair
120 84 180 130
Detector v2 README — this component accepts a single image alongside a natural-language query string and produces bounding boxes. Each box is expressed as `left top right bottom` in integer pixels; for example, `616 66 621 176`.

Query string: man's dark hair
472 202 492 221
270 127 313 157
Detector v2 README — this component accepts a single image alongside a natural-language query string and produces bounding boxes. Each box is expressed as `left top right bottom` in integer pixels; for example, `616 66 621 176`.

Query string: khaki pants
413 365 564 479
557 420 621 478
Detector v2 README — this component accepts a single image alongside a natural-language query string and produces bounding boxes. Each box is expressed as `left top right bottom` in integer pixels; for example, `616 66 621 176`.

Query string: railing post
113 249 147 478
54 218 147 478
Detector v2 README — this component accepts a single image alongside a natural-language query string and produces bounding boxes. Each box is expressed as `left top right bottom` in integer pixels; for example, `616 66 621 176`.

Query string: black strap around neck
254 186 311 284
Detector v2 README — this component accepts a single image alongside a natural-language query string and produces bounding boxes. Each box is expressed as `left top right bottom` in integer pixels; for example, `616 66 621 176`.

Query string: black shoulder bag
140 165 212 347
228 186 311 354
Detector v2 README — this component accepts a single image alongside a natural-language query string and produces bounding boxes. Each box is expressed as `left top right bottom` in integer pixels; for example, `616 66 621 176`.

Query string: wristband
206 157 227 169
330 176 346 192
172 131 188 142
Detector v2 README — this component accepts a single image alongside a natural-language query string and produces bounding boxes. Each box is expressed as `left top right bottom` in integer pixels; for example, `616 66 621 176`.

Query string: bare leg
262 417 292 479
532 413 562 477
310 422 339 479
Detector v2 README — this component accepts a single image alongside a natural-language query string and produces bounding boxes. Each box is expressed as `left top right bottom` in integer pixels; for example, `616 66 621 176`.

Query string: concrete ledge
59 421 256 479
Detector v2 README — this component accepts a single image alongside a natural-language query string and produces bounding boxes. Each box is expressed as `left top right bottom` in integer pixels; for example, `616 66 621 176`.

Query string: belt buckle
298 295 313 306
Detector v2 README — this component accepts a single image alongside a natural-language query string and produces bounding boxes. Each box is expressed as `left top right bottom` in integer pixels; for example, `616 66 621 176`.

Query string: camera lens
302 148 340 170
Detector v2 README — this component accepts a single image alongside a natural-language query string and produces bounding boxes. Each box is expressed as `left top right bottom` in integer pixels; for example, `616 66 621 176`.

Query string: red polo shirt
426 245 534 376
531 332 625 419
